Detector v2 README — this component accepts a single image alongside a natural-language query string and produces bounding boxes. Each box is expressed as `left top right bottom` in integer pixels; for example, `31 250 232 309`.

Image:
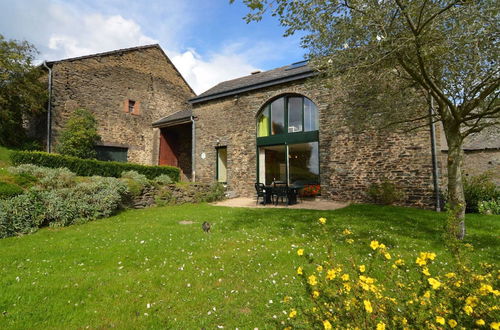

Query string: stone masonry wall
193 77 438 208
48 46 194 165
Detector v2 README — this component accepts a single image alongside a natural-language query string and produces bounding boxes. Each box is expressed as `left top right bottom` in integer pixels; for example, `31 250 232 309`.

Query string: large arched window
256 95 320 188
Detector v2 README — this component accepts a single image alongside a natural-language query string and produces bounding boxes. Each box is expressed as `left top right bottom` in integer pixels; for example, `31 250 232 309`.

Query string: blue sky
0 0 306 93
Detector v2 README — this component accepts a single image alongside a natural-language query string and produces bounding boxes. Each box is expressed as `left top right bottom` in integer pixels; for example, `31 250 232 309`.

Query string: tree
56 109 101 159
235 0 499 239
0 34 47 147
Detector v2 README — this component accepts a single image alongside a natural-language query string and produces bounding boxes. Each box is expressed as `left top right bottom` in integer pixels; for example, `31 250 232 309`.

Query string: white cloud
169 47 260 94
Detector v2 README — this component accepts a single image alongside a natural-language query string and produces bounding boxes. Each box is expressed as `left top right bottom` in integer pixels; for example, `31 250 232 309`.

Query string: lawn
0 203 498 329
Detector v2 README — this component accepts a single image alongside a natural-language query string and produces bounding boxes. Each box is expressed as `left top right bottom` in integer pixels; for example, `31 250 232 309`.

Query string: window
95 146 128 162
257 108 269 137
128 100 136 113
270 98 285 135
216 147 227 183
124 99 140 115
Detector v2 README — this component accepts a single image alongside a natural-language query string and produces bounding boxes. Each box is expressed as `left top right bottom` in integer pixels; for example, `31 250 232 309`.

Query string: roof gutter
42 61 52 153
428 96 441 212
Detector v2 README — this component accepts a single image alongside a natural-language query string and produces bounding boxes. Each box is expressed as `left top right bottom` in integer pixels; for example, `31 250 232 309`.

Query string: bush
367 178 402 205
153 174 173 185
121 170 150 187
0 182 24 199
464 174 500 213
10 150 180 181
283 217 499 329
56 108 101 159
8 164 76 189
478 199 500 215
0 176 128 238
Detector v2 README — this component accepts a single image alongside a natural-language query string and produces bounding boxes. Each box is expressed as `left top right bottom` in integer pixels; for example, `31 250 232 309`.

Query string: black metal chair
255 183 268 205
272 182 289 206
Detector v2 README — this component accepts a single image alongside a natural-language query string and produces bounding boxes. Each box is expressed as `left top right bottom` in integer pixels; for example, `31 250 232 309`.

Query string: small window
95 146 128 162
128 100 136 113
216 147 227 183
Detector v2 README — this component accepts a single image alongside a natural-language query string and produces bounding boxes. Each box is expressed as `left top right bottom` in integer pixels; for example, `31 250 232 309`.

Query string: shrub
153 174 173 185
464 174 500 213
56 108 101 159
203 183 226 202
283 217 499 329
10 150 180 181
478 199 500 215
8 164 76 189
367 178 402 205
0 182 24 199
121 170 150 187
0 176 129 238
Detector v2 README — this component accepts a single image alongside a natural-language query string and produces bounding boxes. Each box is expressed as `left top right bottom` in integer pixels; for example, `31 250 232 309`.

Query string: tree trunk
444 123 466 239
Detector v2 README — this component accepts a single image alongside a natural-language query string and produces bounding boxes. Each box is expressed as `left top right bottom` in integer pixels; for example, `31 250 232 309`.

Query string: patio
212 197 349 210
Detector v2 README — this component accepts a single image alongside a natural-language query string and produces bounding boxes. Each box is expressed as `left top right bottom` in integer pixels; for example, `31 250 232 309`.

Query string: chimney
251 70 261 75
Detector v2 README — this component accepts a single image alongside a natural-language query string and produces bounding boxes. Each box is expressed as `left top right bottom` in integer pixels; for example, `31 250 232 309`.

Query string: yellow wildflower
445 272 456 278
346 238 354 244
448 319 457 328
289 309 297 318
395 259 405 266
318 217 327 225
341 274 350 281
283 296 291 303
416 257 427 266
423 291 431 299
359 265 366 272
436 316 445 325
384 252 391 260
491 322 499 330
402 318 408 325
323 320 332 330
364 300 373 313
454 280 462 288
466 296 478 307
284 327 291 330
316 265 323 272
376 322 386 330
479 283 494 295
297 249 304 256
342 228 352 235
326 269 336 280
379 243 386 250
422 267 431 276
427 252 436 260
308 275 318 286
313 290 320 298
343 282 351 292
476 319 485 326
370 240 379 250
297 266 303 275
463 305 473 315
428 278 441 289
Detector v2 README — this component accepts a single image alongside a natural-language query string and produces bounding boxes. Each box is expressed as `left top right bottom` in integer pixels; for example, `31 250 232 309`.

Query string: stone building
39 45 497 207
40 44 195 170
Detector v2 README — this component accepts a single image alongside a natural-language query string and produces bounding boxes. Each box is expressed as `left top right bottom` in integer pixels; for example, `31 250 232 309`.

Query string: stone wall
46 46 194 165
192 77 438 208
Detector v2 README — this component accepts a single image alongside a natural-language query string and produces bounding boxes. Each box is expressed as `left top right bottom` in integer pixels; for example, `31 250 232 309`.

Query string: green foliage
9 164 76 189
10 150 180 181
0 182 23 199
153 174 173 185
478 200 500 216
367 179 402 205
121 170 150 187
0 34 47 147
286 218 499 329
56 108 101 159
463 174 500 213
203 183 226 203
0 176 128 238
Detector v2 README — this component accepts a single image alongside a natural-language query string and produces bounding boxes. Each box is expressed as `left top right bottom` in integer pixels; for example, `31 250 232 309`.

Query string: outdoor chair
272 183 289 206
255 183 268 205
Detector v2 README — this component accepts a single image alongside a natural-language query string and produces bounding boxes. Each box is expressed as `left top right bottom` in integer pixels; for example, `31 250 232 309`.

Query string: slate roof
152 109 192 128
189 61 316 104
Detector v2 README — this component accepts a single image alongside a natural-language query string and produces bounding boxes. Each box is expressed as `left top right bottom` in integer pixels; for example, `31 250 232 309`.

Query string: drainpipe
191 116 196 182
429 96 441 212
42 61 52 153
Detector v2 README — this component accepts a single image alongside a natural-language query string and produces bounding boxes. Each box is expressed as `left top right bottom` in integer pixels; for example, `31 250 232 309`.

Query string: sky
0 0 307 94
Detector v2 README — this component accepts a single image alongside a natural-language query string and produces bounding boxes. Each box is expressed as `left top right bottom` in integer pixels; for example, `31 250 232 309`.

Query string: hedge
10 151 180 181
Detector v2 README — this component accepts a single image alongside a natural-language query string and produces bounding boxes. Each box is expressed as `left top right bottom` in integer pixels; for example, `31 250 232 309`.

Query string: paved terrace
212 197 349 210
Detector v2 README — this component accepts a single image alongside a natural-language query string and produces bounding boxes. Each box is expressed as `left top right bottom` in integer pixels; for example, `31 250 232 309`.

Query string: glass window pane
259 145 287 185
217 147 227 183
288 142 319 186
288 97 303 133
304 98 318 132
257 108 269 137
270 98 285 135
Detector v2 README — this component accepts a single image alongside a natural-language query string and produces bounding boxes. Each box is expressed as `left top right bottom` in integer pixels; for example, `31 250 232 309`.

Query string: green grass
0 145 11 168
0 204 498 329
